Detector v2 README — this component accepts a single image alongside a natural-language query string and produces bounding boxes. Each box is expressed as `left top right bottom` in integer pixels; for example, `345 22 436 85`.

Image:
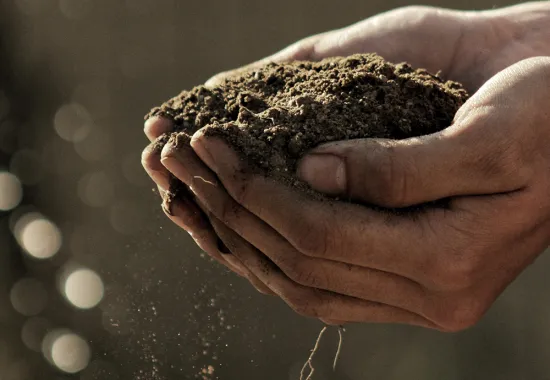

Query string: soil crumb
146 53 468 203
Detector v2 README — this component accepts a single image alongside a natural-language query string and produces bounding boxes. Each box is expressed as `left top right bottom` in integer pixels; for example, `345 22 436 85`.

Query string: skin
142 3 550 331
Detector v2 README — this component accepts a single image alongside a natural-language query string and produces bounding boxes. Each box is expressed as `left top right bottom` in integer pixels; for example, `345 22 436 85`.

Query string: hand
143 3 550 329
141 119 277 296
205 2 550 92
162 57 550 331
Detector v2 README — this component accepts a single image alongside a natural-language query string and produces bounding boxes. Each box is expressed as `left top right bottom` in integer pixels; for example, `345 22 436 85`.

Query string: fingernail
161 152 192 185
216 238 232 255
190 134 218 172
298 154 346 194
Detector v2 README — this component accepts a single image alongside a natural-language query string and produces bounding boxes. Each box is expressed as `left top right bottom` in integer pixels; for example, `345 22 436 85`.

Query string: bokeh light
63 268 104 310
53 103 92 143
77 171 114 208
10 278 48 316
14 213 62 259
0 171 23 211
42 330 91 374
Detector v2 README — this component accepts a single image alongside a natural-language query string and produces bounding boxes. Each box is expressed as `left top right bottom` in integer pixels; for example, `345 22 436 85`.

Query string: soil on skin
146 53 469 206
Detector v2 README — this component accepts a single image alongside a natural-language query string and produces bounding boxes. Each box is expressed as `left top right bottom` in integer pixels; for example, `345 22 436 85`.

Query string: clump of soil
146 53 468 205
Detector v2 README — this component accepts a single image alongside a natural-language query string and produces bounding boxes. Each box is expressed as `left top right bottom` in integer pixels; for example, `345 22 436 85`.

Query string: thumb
296 132 523 208
296 58 550 207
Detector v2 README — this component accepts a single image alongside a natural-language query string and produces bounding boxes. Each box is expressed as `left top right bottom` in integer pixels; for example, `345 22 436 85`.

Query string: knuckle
390 6 444 26
286 294 322 319
292 220 329 258
369 145 412 207
434 296 486 333
482 139 526 184
431 255 478 292
395 5 430 15
205 72 227 88
458 108 530 187
218 177 251 224
426 239 483 292
219 199 241 226
283 259 325 288
226 172 253 205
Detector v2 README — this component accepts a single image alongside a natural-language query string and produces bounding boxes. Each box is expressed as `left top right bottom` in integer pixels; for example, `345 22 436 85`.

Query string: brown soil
146 53 468 206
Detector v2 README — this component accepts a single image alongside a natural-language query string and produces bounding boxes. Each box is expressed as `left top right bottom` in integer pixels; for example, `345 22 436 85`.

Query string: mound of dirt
146 53 468 206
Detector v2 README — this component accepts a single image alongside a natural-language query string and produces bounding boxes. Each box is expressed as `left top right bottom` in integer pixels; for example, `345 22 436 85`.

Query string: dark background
1 0 549 379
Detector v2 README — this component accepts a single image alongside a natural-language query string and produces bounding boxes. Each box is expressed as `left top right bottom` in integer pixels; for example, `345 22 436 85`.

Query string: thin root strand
193 176 217 187
333 326 345 371
299 325 346 380
300 326 327 380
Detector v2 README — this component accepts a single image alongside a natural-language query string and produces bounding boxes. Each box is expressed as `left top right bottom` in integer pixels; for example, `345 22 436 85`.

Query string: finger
162 195 246 276
207 218 276 296
154 141 274 295
142 138 172 191
205 7 470 89
314 7 469 79
165 195 275 293
166 192 275 295
209 215 436 328
145 135 220 237
189 134 441 281
144 117 268 286
218 248 276 296
296 133 526 208
204 34 327 88
151 154 251 280
144 116 173 142
297 58 550 207
161 139 443 319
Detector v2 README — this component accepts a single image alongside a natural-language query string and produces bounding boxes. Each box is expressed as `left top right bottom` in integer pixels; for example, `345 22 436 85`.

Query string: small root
193 176 217 187
300 326 327 380
333 326 345 371
299 325 346 380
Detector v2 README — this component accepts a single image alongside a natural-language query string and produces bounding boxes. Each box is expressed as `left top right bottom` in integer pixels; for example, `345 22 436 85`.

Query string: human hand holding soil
143 3 550 330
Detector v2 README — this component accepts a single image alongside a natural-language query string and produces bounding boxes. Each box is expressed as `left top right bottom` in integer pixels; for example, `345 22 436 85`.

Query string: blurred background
0 0 548 379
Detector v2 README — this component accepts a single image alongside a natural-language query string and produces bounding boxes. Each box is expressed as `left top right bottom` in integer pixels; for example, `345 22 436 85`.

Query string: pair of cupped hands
143 3 550 331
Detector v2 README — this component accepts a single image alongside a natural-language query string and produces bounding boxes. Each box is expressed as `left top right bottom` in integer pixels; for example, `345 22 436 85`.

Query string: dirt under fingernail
145 53 469 205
